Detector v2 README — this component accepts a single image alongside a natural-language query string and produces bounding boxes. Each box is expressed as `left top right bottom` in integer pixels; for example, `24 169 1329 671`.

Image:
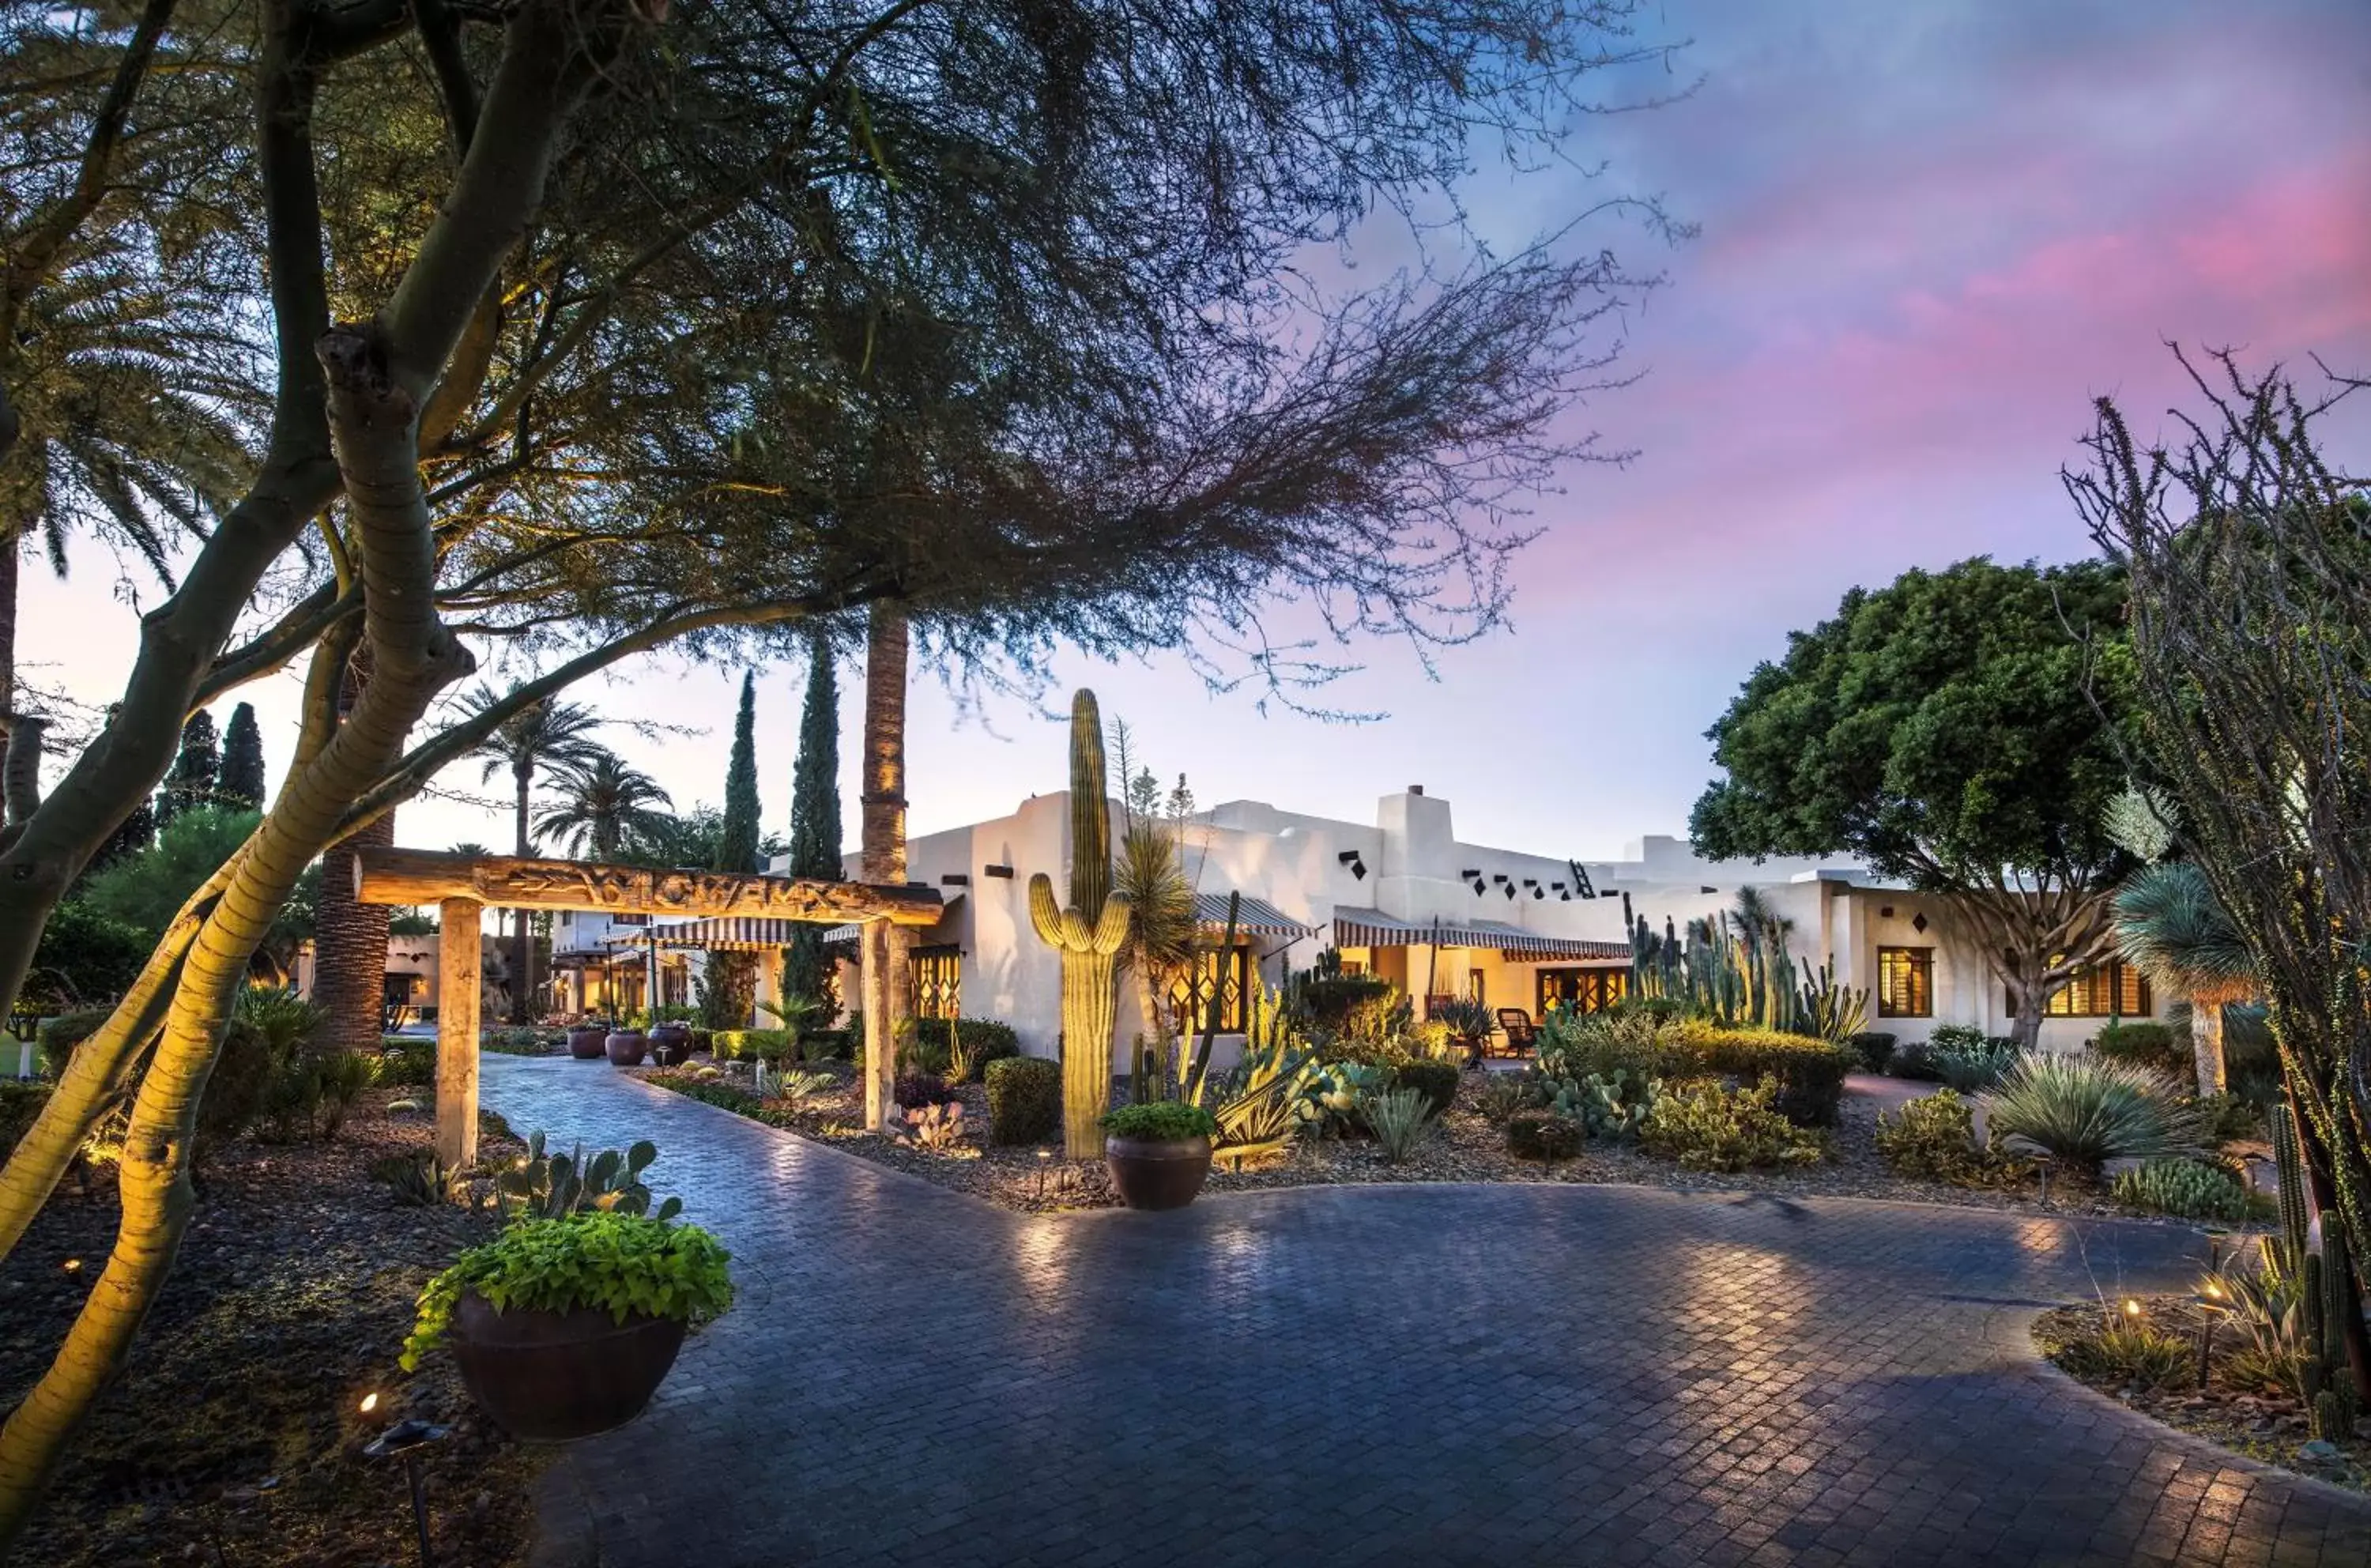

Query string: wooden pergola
353 847 944 1167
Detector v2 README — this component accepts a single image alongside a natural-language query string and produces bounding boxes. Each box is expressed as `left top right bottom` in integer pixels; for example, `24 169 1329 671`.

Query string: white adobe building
729 784 2163 1068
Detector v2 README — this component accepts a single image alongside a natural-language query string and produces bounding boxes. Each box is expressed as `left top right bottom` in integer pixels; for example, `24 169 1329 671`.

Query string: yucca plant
1367 1087 1436 1163
1984 1055 2208 1180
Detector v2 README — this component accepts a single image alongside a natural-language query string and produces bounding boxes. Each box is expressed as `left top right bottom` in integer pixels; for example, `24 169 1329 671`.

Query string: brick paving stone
482 1057 2371 1568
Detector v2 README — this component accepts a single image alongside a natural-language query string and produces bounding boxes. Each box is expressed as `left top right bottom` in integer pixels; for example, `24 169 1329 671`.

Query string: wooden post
438 898 482 1170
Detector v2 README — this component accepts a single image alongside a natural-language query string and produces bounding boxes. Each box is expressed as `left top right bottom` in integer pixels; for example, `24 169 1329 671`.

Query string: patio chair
1495 1008 1538 1056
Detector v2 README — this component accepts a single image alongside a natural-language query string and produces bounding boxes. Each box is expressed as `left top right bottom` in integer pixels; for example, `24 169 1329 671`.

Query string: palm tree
533 751 674 861
2113 861 2256 1096
461 689 605 1020
858 601 908 1129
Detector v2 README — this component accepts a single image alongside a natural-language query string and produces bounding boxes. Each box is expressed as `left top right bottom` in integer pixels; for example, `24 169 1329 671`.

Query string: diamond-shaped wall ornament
1912 912 1928 933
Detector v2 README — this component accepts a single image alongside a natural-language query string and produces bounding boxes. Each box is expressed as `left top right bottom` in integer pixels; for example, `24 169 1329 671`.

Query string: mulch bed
0 1091 537 1567
640 1058 2218 1223
2036 1295 2371 1496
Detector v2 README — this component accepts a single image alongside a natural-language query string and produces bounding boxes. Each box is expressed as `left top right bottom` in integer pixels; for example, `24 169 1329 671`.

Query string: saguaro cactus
1029 690 1132 1157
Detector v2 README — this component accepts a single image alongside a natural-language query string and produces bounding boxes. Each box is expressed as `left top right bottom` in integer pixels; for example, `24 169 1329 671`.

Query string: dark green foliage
36 1007 111 1080
76 805 259 942
1985 1056 2207 1179
194 1019 275 1157
1390 1058 1461 1118
1505 1110 1581 1162
377 1038 435 1087
892 1072 952 1110
1928 1033 2020 1092
1100 1100 1219 1140
1887 1037 1944 1082
1476 1070 1547 1125
2111 1159 2254 1221
899 1016 1023 1082
1874 1090 1992 1183
2092 1021 2182 1076
2056 1318 2192 1390
702 673 766 1030
1641 1077 1828 1172
2188 1092 2263 1144
0 1082 53 1159
711 1028 801 1065
24 901 149 1008
404 1212 733 1370
986 1057 1062 1145
156 709 221 823
1291 970 1393 1035
483 1027 560 1056
370 1148 455 1207
312 1050 377 1138
496 1131 684 1223
218 702 267 809
1687 1027 1853 1126
1848 1032 1896 1072
782 638 843 1012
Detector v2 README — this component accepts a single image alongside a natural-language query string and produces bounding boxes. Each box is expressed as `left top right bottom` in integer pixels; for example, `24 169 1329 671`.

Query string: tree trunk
2190 993 2226 1096
314 812 396 1050
858 601 909 1130
511 761 533 1023
0 531 17 722
1999 967 2046 1054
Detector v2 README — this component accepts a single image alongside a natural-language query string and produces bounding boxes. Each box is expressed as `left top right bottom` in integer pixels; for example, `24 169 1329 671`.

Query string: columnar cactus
1029 690 1132 1158
2272 1106 2312 1273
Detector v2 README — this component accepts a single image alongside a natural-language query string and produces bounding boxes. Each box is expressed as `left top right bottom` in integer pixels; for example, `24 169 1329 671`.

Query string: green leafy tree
1691 559 2136 1050
78 805 257 940
780 637 842 1015
702 671 763 1027
217 703 266 811
153 710 218 824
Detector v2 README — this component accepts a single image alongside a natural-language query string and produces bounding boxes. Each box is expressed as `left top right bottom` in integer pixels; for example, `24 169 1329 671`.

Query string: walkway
481 1057 2371 1568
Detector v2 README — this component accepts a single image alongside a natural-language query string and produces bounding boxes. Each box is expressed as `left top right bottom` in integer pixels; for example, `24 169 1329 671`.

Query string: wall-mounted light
982 864 1015 880
1337 850 1367 880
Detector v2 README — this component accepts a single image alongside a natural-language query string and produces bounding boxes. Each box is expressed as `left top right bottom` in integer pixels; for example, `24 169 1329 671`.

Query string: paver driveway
481 1057 2371 1568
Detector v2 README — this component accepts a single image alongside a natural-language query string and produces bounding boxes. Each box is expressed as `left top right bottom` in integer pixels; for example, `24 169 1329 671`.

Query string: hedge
985 1057 1061 1146
1390 1058 1461 1118
1681 1027 1854 1128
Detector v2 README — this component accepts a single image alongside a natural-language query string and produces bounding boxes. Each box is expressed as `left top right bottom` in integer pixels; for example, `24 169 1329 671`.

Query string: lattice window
1165 946 1250 1034
1877 947 1933 1018
1535 967 1627 1017
2026 960 2150 1018
912 946 962 1020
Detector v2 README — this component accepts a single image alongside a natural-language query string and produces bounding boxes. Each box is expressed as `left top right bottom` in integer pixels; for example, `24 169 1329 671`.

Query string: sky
21 0 2371 863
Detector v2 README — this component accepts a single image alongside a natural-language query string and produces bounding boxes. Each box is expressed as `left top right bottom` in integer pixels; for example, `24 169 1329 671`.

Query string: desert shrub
312 1050 379 1139
194 1019 275 1156
1561 1069 1659 1143
1292 972 1395 1037
1985 1055 2208 1180
712 1028 801 1065
1874 1090 1983 1181
2113 1159 2254 1221
252 1050 323 1144
1390 1059 1461 1119
892 1072 952 1110
1477 1070 1547 1125
1848 1032 1897 1072
1536 1008 1669 1084
2056 1314 2191 1389
36 1007 112 1080
911 1017 1023 1083
0 1081 53 1159
986 1057 1061 1146
1504 1110 1581 1163
1887 1036 1943 1081
1366 1087 1436 1162
2092 1020 2183 1076
1640 1077 1826 1172
2201 1241 2309 1398
235 987 323 1057
2188 1092 2263 1144
1930 1034 2020 1092
1683 1027 1853 1127
1607 996 1686 1024
378 1038 435 1087
483 1027 556 1056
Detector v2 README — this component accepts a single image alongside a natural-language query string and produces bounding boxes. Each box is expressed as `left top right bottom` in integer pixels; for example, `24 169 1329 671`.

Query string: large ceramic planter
567 1026 609 1060
605 1029 647 1067
1104 1133 1213 1211
649 1022 693 1067
448 1292 688 1441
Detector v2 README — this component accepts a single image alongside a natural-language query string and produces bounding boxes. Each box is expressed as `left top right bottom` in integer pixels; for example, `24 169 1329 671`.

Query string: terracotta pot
567 1026 609 1060
449 1292 688 1441
648 1022 692 1066
605 1029 647 1066
1103 1133 1213 1211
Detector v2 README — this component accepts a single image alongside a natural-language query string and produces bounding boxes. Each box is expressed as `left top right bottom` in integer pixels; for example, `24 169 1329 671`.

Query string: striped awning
1193 892 1319 940
820 892 963 946
1331 907 1628 963
601 916 809 952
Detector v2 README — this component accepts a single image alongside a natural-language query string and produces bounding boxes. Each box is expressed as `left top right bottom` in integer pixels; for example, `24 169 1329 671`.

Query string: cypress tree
218 703 266 809
781 636 842 1012
155 710 220 824
701 673 763 1027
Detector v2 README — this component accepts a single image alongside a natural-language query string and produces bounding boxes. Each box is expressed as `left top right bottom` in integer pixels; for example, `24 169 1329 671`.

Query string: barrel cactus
1029 691 1132 1157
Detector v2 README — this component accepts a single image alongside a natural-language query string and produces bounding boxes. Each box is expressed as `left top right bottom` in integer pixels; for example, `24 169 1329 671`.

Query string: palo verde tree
1690 558 2138 1050
2067 349 2371 1399
0 0 1686 1536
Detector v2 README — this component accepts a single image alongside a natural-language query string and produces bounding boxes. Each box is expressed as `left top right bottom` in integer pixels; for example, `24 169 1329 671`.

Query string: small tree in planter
402 1211 733 1441
1101 1100 1219 1210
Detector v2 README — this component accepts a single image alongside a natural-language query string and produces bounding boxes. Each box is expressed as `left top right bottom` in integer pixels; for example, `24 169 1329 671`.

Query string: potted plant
605 1016 648 1066
567 1022 609 1060
1101 1100 1219 1210
401 1210 733 1440
648 1008 693 1064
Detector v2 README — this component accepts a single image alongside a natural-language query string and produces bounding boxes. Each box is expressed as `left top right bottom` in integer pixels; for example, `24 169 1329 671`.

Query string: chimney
1408 784 1424 796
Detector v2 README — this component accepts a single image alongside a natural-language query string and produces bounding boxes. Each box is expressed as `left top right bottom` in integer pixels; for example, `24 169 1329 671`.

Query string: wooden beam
438 897 482 1171
353 847 944 925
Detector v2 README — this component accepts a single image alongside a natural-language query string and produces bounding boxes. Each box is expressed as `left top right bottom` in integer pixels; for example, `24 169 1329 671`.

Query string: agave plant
1983 1055 2208 1180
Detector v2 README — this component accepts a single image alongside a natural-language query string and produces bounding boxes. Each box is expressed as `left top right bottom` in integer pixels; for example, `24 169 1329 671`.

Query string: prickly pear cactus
1028 690 1132 1157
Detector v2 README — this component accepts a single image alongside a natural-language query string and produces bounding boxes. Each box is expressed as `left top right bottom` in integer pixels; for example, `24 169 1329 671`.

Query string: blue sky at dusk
23 0 2371 861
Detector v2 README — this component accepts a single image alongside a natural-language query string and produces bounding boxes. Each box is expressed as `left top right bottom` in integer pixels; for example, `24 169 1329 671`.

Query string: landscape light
363 1418 451 1568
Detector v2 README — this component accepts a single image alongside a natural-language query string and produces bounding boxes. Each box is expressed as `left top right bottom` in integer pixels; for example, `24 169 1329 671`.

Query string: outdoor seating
1494 1008 1538 1055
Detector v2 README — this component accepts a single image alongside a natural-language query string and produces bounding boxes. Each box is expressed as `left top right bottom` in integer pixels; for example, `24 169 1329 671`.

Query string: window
1536 967 1627 1018
2022 960 2151 1019
1877 947 1933 1018
1166 945 1251 1033
912 946 961 1020
1468 968 1487 1003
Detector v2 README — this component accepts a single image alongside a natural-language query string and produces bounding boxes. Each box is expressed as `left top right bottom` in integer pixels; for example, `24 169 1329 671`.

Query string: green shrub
234 987 323 1057
484 1027 557 1056
1390 1059 1461 1118
985 1057 1062 1146
194 1018 275 1157
1931 1035 2020 1092
1504 1110 1581 1163
2113 1159 2255 1221
1536 1009 1668 1084
378 1038 435 1087
312 1050 379 1139
1684 1027 1854 1127
1887 1036 1943 1081
1640 1077 1826 1172
36 1007 113 1081
711 1028 803 1065
1366 1087 1436 1162
1561 1069 1659 1143
0 1081 53 1159
1848 1032 1897 1072
402 1211 733 1370
2093 1020 2183 1076
1873 1089 2000 1184
1477 1070 1547 1125
2055 1315 2192 1389
1101 1101 1219 1140
1927 1023 1987 1054
1985 1055 2208 1180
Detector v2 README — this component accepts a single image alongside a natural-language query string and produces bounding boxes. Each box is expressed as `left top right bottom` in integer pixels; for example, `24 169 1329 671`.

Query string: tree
311 812 396 1052
781 635 842 1014
697 672 763 1027
1690 559 2136 1050
2065 349 2371 1401
153 710 218 824
858 603 910 1129
2113 861 2255 1095
217 703 266 810
535 752 675 861
460 688 605 1021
